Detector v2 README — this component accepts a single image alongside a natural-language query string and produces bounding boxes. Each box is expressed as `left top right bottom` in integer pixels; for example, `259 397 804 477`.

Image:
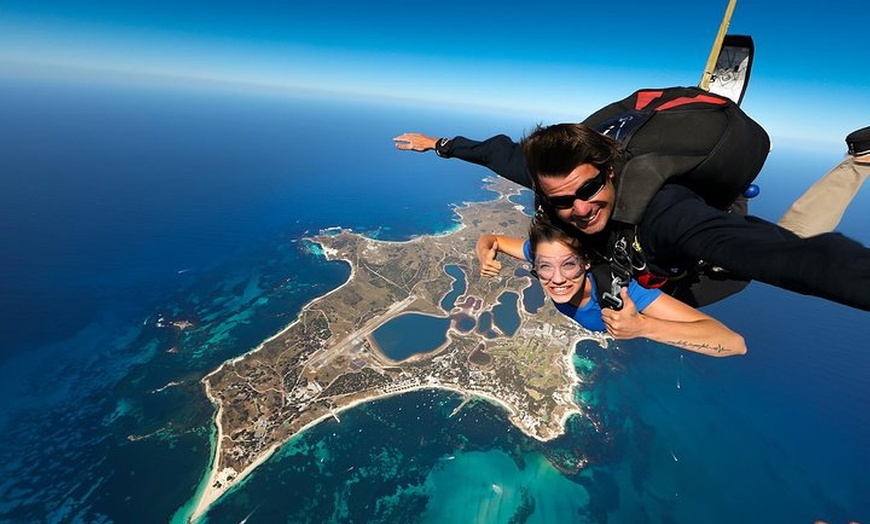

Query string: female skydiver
476 216 747 357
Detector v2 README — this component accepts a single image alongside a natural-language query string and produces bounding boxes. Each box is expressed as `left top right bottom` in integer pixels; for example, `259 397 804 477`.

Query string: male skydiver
394 89 870 311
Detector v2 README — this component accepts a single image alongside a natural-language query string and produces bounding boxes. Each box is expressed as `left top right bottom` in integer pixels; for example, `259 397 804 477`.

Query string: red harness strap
637 270 669 289
634 90 728 111
634 90 664 110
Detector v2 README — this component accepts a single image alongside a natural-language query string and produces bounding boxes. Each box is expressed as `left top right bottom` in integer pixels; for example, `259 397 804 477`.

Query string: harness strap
590 227 636 310
590 263 628 311
633 89 728 111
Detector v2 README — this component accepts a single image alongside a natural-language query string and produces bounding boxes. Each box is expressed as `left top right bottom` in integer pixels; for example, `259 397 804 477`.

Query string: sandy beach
188 371 590 523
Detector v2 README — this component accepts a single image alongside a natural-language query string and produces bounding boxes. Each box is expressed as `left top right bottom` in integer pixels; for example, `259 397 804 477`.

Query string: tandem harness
589 227 668 311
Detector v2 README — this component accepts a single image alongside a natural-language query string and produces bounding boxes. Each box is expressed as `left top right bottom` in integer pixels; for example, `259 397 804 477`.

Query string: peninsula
188 177 602 521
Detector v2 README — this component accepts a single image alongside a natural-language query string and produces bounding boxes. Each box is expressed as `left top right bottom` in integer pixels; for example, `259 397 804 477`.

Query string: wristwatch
435 137 453 158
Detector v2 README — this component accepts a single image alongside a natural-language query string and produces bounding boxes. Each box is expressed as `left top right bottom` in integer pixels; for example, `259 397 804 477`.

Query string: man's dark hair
523 123 623 235
527 214 589 264
521 123 622 180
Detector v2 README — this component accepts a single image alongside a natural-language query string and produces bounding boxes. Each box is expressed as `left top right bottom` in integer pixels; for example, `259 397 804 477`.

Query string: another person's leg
778 127 870 238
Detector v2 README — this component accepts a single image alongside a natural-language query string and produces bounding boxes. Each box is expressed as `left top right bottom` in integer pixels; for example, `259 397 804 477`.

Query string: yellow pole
699 0 738 91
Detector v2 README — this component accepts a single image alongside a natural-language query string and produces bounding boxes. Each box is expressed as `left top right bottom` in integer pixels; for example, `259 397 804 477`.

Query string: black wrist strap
435 137 453 158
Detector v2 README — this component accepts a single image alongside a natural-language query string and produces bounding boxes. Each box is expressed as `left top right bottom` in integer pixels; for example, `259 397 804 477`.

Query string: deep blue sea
1 76 867 524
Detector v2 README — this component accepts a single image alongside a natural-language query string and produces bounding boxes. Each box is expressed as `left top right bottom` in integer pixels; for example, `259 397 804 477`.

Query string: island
188 177 605 521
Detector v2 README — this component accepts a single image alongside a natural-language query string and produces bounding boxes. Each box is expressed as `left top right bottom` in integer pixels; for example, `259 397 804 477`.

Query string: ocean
0 76 867 523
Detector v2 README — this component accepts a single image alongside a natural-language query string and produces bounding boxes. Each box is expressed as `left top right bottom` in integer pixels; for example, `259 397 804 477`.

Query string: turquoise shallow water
1 77 868 523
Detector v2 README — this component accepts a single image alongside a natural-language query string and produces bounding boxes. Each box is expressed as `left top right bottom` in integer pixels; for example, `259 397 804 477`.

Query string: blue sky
1 0 867 149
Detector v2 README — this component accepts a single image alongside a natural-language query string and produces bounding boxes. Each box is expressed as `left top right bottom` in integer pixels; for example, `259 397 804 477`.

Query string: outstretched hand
393 133 438 152
600 288 646 339
476 237 503 277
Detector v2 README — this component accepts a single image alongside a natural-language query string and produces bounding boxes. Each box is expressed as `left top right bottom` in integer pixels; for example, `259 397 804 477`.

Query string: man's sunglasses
544 168 608 210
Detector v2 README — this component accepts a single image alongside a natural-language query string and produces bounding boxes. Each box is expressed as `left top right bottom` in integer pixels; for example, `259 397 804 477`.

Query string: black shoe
846 126 870 156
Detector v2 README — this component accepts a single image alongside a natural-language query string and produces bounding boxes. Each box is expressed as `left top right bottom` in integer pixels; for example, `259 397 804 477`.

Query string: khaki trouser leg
777 156 870 238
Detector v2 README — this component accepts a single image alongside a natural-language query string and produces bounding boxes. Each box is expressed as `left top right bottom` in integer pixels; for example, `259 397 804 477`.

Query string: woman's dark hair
527 214 589 264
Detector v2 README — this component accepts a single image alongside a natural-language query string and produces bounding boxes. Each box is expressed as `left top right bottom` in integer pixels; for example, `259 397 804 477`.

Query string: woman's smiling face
532 240 588 304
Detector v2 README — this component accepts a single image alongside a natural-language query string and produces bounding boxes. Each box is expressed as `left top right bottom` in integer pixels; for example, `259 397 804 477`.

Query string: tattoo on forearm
667 340 730 354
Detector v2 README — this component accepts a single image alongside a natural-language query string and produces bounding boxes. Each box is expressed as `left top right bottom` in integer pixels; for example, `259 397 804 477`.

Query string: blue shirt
523 240 661 331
